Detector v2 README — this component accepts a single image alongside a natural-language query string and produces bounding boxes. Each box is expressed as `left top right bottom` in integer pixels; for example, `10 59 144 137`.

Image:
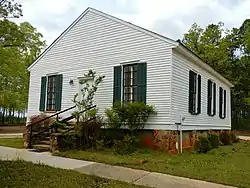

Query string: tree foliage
183 21 250 129
72 70 105 122
0 0 46 124
0 0 22 18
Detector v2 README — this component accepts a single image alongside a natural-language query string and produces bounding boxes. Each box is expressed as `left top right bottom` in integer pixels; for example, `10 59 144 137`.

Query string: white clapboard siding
27 10 173 129
171 49 231 130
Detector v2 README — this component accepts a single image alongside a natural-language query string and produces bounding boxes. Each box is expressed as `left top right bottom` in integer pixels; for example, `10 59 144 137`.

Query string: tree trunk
17 111 20 123
12 108 15 123
1 107 5 124
2 107 5 124
8 108 11 123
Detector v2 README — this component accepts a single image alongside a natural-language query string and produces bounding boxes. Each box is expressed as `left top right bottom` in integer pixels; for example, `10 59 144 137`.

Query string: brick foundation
149 130 224 153
23 126 31 149
50 133 60 152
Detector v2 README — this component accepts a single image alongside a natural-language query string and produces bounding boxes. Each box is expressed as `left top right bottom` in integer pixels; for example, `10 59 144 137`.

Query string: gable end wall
27 10 173 129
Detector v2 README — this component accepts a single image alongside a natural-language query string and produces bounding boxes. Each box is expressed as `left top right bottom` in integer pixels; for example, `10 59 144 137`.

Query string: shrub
59 134 79 151
72 70 105 148
207 133 220 149
194 136 212 153
74 117 104 148
113 135 138 155
28 113 56 131
219 131 232 145
96 139 105 151
53 121 66 130
230 132 239 143
105 102 155 132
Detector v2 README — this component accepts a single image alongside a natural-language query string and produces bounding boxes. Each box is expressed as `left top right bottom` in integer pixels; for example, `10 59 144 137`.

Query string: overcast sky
17 0 250 46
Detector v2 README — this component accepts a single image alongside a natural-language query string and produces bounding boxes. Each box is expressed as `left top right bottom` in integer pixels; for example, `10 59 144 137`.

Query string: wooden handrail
27 105 76 127
61 117 97 134
29 105 97 148
32 125 54 137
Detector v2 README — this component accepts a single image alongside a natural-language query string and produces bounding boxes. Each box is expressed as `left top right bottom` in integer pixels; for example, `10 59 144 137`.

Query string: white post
179 115 183 153
180 123 183 153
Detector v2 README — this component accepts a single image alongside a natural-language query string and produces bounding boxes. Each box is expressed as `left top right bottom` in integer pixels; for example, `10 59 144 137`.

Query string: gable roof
27 7 178 71
27 7 233 87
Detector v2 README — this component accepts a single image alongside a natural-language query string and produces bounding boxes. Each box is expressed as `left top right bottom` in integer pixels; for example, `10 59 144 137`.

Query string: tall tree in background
0 0 22 18
183 21 250 129
0 0 46 124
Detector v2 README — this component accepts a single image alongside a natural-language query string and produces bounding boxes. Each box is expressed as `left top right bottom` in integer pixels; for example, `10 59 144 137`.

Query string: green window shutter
189 70 195 113
207 80 212 115
223 90 226 118
55 74 63 111
137 62 147 103
213 83 216 115
197 74 201 114
219 87 223 118
39 76 47 111
113 66 121 104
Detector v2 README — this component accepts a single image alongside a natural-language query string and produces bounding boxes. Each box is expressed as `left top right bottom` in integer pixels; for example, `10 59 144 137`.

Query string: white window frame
120 60 140 103
45 74 58 112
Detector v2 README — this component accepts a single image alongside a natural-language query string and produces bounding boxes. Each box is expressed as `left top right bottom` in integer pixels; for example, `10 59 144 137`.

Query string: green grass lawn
0 138 23 148
55 142 250 188
0 160 146 188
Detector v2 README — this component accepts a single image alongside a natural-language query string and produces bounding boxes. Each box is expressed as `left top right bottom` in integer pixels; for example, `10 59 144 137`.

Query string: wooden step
67 122 76 126
32 132 50 136
39 140 50 145
64 125 75 129
33 144 50 151
43 136 50 141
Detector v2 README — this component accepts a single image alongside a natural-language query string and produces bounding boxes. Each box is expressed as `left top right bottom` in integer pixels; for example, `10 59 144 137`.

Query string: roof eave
27 7 92 71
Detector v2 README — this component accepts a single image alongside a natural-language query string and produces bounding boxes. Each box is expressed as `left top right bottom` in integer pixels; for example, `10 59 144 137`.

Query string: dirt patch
0 126 25 134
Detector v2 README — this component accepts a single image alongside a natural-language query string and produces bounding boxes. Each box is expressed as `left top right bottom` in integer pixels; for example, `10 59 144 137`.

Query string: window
219 87 226 119
189 70 201 114
207 80 216 116
39 74 63 112
113 63 146 104
123 64 138 102
46 75 57 111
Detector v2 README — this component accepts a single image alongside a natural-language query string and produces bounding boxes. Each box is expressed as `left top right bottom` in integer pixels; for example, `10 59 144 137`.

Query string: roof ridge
87 7 178 45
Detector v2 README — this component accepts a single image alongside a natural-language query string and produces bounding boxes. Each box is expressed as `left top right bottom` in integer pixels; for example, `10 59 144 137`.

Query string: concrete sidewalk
238 135 250 141
0 146 236 188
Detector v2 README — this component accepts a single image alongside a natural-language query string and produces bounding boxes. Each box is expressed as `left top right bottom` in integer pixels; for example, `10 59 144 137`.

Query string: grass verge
0 160 146 188
55 142 250 188
0 138 23 149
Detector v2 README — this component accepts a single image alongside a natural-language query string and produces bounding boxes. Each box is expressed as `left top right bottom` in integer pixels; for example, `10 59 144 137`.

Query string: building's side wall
171 49 231 130
27 10 174 129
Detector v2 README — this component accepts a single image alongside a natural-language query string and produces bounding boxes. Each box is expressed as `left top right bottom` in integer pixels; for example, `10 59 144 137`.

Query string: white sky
16 0 250 46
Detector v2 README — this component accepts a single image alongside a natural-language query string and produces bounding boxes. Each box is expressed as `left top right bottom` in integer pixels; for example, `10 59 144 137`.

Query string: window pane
123 64 138 102
124 66 129 73
46 75 57 111
133 86 137 101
